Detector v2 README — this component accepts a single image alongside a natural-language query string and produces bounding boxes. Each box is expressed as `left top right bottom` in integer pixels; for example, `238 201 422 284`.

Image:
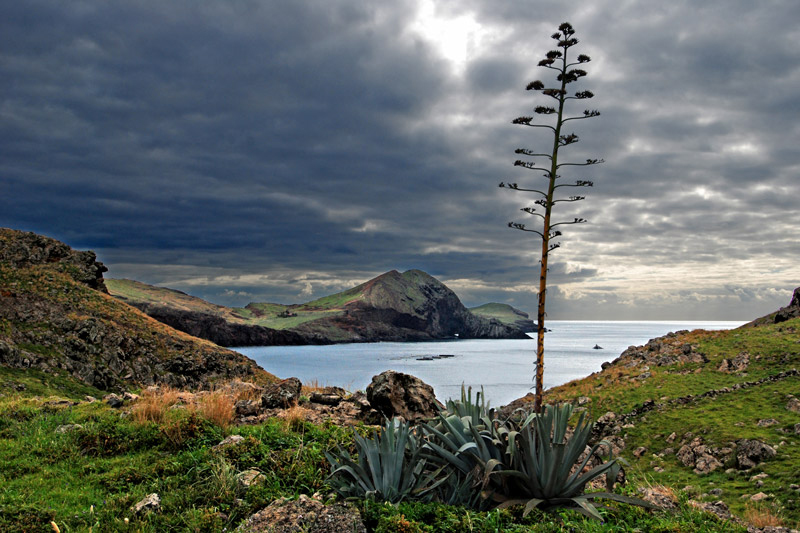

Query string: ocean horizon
235 320 745 406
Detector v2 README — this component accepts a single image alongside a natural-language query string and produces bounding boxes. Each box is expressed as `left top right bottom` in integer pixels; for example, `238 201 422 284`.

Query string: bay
235 320 743 407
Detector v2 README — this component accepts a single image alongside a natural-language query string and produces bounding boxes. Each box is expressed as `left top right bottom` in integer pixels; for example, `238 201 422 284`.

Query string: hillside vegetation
540 313 800 528
108 270 531 345
0 228 276 390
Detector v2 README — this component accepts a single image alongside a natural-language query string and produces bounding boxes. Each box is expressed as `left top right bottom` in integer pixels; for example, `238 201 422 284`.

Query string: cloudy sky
2 0 798 320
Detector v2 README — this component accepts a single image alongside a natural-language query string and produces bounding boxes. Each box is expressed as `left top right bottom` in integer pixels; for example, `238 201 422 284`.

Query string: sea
234 320 744 407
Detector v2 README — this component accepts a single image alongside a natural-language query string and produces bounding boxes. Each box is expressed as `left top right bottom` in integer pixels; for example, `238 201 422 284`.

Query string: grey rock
787 397 800 413
131 493 160 515
262 377 302 408
737 439 777 469
214 434 245 450
757 418 780 427
55 424 83 434
695 500 732 521
366 370 442 422
104 393 124 408
237 494 366 533
235 399 261 417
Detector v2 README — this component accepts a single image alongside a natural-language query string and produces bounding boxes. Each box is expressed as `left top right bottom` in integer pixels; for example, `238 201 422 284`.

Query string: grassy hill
469 302 536 332
538 317 800 527
108 270 529 343
1 229 277 390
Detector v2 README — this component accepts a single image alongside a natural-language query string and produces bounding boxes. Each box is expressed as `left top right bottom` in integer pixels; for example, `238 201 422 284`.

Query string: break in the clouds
2 0 798 320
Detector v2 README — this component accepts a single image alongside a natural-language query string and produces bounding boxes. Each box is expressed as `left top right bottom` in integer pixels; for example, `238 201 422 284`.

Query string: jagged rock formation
0 228 108 292
0 228 276 391
743 286 800 327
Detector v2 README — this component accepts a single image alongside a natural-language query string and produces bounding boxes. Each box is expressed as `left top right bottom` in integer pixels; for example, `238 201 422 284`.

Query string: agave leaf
495 497 534 510
571 496 604 520
523 497 545 517
582 491 660 510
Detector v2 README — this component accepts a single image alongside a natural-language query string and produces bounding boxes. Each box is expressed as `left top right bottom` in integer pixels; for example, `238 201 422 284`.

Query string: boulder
736 439 777 469
787 397 800 413
262 378 302 408
237 494 366 533
104 393 124 408
235 399 261 417
638 487 678 510
366 371 442 422
213 435 245 450
717 352 750 373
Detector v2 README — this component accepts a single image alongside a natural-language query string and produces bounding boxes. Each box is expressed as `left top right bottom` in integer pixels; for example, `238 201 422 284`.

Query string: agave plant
494 403 655 519
419 414 500 508
325 417 438 504
441 384 492 425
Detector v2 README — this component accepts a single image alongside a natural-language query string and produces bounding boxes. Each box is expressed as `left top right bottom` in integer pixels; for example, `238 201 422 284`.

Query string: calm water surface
235 320 743 406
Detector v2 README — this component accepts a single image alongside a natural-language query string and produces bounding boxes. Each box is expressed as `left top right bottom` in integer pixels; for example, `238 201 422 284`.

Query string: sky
2 0 798 321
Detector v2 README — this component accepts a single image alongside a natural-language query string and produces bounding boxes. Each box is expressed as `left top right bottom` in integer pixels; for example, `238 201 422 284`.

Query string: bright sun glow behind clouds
410 0 488 72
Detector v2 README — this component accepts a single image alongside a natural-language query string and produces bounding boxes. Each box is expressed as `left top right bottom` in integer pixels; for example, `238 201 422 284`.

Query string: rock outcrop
366 370 442 422
743 287 800 327
237 494 366 533
110 269 531 345
0 228 108 292
123 304 313 347
0 228 276 391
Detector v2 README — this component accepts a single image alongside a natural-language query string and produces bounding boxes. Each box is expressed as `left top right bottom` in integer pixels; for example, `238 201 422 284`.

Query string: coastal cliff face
310 269 529 342
0 228 276 390
108 269 532 345
122 303 312 347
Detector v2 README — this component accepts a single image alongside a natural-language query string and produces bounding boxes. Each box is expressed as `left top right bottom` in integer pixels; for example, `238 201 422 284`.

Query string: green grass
0 386 351 532
0 385 753 532
545 317 800 528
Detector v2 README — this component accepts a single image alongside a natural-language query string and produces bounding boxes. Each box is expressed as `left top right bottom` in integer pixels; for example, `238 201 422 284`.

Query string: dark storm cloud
2 0 798 318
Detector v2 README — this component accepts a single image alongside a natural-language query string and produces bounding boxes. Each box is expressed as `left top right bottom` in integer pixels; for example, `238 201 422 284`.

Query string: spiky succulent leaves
493 404 657 519
420 412 509 508
325 418 433 503
442 384 491 425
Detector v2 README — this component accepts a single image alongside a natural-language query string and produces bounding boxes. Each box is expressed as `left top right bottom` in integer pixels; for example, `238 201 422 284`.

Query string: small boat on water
593 344 603 350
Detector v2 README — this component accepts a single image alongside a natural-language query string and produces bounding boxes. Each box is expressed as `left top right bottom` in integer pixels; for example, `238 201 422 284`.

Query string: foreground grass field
1 316 798 532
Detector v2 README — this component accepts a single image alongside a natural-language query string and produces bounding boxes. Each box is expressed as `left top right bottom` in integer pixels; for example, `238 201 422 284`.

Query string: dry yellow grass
744 503 784 528
131 386 181 424
279 404 310 430
196 389 235 431
301 378 326 396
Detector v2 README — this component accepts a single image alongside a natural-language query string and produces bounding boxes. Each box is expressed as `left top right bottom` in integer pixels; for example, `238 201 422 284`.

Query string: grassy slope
469 303 529 326
2 267 277 389
545 318 800 527
0 368 748 533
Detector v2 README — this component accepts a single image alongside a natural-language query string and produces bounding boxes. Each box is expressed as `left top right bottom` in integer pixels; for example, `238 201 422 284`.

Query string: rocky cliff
0 228 276 391
469 303 536 332
743 287 800 327
122 303 313 347
108 270 531 345
289 270 529 342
